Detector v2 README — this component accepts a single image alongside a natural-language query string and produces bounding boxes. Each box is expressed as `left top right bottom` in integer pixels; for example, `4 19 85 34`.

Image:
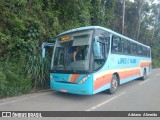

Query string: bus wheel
109 75 118 94
142 69 147 80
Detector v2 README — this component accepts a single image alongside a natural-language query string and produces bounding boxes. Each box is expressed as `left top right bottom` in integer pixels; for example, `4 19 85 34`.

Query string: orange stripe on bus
69 74 80 83
94 74 112 90
119 69 141 79
140 62 151 68
94 68 142 91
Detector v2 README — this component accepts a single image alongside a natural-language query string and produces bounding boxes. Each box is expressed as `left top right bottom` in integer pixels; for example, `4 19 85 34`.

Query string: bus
50 26 151 95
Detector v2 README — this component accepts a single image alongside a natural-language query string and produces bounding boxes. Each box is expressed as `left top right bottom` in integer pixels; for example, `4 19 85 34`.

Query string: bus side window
93 36 106 70
147 48 150 57
122 39 131 55
131 42 137 55
111 36 122 54
93 36 102 59
143 47 147 57
111 37 118 53
137 45 143 56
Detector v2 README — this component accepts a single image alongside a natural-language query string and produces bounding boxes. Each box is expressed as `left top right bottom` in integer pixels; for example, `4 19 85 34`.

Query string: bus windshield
52 30 93 73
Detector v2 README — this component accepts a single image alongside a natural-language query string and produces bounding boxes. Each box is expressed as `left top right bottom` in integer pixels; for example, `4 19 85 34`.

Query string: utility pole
136 0 144 40
122 0 125 35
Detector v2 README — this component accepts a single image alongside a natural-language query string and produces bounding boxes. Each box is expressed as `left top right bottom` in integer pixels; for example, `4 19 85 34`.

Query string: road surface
0 68 160 119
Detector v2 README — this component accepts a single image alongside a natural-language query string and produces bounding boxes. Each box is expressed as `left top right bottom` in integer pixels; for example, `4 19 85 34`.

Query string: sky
128 0 159 4
153 0 159 4
129 0 134 2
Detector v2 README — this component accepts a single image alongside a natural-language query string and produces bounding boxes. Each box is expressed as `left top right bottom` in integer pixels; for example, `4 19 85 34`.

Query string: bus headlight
79 75 90 84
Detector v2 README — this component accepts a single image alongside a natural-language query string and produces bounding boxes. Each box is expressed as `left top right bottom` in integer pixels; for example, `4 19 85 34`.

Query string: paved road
0 68 160 119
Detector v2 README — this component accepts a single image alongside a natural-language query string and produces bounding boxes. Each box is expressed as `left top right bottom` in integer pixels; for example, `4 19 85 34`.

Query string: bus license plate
60 89 68 93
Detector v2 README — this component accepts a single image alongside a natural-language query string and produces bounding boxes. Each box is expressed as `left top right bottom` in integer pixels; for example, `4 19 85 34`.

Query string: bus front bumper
50 80 93 95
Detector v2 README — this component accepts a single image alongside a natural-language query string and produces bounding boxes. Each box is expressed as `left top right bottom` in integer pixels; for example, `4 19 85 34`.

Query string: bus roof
57 26 150 49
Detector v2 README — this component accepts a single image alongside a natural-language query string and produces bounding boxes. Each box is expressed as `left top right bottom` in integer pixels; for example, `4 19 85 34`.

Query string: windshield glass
52 30 93 72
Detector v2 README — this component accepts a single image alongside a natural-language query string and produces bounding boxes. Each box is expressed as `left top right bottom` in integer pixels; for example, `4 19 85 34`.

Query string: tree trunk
136 0 144 40
122 0 125 35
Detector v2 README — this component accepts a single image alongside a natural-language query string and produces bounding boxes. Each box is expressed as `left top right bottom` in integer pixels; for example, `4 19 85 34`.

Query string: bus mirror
42 47 46 58
42 42 54 58
94 36 101 59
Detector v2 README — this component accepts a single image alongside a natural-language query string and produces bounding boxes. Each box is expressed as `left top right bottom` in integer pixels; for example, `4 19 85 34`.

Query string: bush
25 52 50 89
0 61 32 98
0 36 52 97
0 70 7 91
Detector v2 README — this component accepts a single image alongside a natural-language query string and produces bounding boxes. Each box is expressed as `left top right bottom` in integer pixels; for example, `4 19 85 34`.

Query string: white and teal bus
49 26 151 95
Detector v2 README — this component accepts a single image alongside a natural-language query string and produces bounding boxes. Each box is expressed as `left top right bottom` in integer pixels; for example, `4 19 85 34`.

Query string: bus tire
108 75 118 94
142 69 147 80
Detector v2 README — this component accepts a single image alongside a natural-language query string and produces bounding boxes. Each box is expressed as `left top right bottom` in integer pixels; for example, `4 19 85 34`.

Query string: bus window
142 47 147 57
137 45 143 56
52 30 93 71
122 39 131 54
104 35 110 58
131 42 137 55
93 36 101 59
111 36 122 54
54 47 64 66
93 32 110 70
147 48 150 57
94 37 105 70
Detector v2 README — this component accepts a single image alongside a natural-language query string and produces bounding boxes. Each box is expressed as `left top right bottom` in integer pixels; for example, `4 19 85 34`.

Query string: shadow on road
49 90 109 101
